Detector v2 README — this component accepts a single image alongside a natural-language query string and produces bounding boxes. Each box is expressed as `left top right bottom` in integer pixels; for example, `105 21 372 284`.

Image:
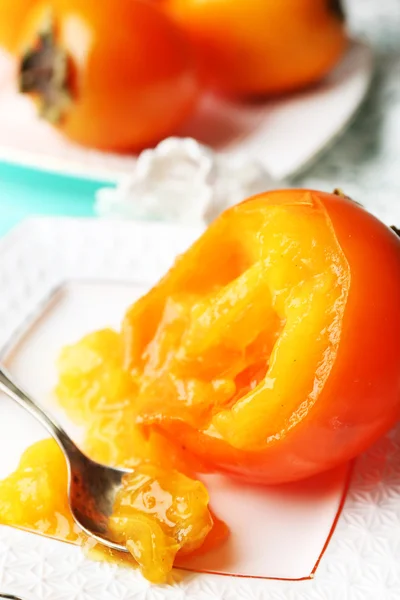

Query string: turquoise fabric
0 161 114 237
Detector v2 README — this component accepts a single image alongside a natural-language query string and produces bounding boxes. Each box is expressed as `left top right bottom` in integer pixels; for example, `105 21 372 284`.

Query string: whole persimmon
0 0 33 53
164 0 348 96
16 0 198 150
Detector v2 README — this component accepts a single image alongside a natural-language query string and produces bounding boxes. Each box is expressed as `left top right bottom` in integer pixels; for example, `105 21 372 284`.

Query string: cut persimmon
123 189 400 483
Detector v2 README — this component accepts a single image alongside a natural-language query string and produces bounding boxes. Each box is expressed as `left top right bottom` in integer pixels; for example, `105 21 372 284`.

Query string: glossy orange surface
0 0 33 52
0 438 214 583
109 465 212 583
164 0 348 95
17 0 198 150
56 328 203 472
0 439 83 542
123 190 400 483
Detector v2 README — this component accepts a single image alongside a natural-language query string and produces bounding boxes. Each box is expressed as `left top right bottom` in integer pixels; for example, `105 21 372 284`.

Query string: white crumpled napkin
95 137 279 225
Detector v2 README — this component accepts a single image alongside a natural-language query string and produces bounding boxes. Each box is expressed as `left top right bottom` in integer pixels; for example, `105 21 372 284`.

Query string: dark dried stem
19 15 71 123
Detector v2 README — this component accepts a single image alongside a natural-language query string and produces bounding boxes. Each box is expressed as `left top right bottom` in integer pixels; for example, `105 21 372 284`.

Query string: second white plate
0 40 373 182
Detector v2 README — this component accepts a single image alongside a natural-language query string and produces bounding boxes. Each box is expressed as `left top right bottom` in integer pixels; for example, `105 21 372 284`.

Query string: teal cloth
0 161 113 237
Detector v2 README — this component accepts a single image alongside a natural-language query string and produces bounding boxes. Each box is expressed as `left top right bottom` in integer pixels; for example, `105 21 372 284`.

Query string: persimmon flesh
0 439 214 584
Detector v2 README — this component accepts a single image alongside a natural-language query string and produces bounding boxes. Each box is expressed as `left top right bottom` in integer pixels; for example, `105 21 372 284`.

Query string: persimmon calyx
329 0 345 22
391 226 400 238
19 11 72 123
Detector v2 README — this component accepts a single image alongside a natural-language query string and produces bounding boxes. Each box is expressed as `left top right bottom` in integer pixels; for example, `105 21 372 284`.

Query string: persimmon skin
0 0 33 53
126 190 400 484
164 0 348 96
17 0 198 150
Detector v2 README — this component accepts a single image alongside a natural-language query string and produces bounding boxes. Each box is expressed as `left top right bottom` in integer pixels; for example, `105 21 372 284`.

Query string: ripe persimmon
17 0 198 150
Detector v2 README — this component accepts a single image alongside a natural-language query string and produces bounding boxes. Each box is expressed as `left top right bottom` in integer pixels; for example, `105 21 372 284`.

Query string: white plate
0 40 373 182
0 217 399 600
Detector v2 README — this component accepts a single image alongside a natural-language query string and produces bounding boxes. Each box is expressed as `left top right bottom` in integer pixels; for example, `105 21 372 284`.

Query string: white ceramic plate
0 40 373 182
0 217 399 600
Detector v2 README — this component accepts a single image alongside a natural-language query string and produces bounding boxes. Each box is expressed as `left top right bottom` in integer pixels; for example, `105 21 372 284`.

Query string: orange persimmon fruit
164 0 348 96
123 189 400 484
16 0 198 150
